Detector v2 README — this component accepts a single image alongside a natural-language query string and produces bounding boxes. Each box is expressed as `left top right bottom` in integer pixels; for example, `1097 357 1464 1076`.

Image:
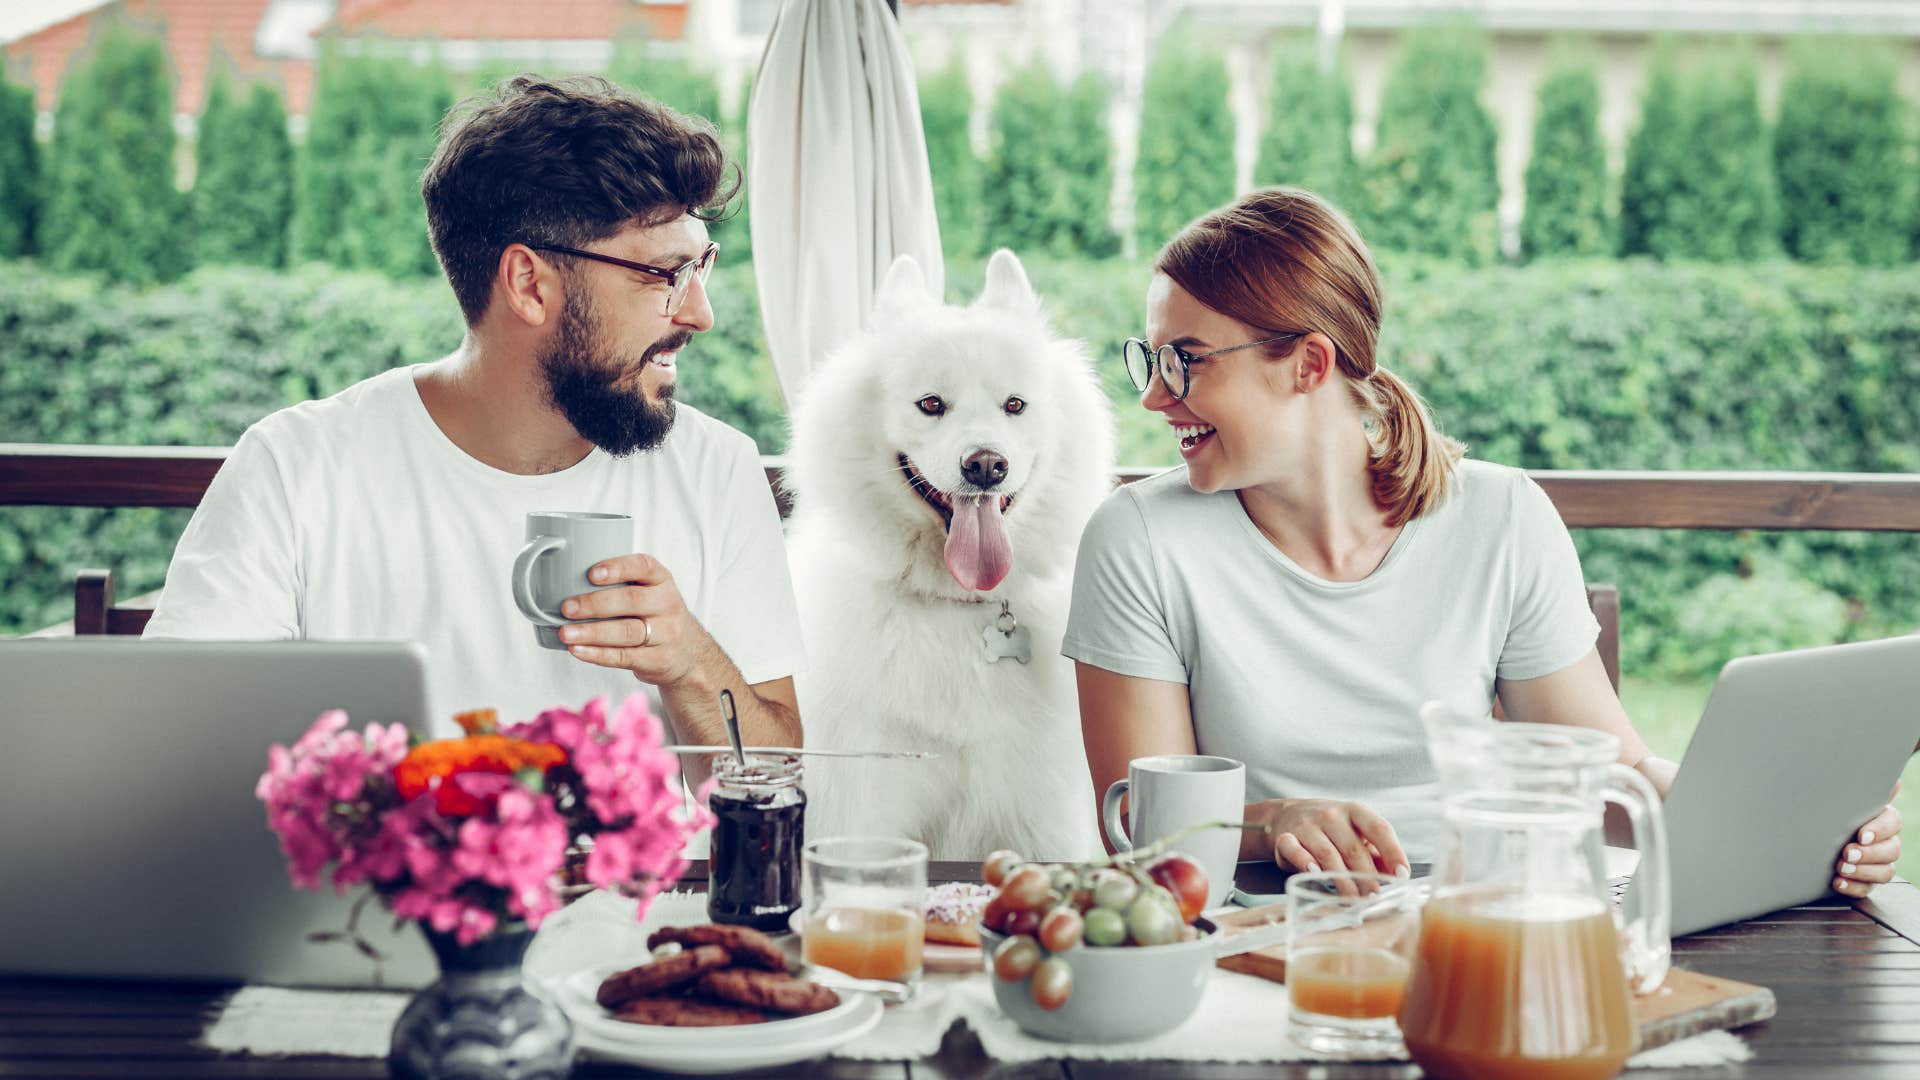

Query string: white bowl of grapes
973 845 1284 1043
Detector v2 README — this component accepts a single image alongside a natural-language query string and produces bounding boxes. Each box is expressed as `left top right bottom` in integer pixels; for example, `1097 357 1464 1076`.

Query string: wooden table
5 861 1919 1078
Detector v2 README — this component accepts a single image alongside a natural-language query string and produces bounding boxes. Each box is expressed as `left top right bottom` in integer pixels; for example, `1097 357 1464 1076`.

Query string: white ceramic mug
510 511 632 650
1102 755 1246 910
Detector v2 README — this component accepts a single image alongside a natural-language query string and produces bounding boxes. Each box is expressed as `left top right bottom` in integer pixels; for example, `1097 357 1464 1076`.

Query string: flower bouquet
256 692 714 1080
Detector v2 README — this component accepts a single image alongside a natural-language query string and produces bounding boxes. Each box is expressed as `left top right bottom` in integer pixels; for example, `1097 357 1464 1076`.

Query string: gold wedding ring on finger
639 616 652 647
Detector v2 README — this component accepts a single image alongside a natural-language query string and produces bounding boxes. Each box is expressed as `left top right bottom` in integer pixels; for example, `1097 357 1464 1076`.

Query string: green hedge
5 257 1918 683
1774 41 1915 266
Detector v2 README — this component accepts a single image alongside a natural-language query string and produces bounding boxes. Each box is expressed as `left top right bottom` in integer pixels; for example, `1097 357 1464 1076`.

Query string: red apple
1145 853 1210 923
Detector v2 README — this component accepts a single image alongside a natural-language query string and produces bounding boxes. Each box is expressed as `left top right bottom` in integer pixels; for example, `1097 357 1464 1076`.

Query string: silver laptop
0 639 439 988
1625 635 1920 936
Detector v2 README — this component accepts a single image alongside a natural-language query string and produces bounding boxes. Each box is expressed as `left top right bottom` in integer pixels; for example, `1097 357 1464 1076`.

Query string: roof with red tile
4 0 313 116
325 0 686 41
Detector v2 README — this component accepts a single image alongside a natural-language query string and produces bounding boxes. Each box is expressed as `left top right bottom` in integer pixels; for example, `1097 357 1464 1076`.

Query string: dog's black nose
961 449 1009 489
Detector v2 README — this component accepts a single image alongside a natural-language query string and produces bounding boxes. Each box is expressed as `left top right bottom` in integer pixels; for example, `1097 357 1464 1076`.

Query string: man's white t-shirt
1062 458 1599 860
145 365 806 737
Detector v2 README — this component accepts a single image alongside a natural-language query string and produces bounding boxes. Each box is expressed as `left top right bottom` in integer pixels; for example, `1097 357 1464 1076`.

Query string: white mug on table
1102 755 1246 910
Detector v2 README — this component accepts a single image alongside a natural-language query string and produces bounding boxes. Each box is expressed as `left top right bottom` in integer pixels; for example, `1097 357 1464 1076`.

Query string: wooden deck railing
7 443 1920 531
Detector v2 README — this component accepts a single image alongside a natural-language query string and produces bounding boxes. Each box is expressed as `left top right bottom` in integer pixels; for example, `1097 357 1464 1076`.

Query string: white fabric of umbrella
747 0 945 407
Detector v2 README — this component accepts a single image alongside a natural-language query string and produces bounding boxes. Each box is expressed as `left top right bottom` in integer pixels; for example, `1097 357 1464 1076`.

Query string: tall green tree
1620 43 1774 260
1132 41 1234 252
1253 39 1356 211
1359 23 1500 263
984 62 1061 254
1774 40 1913 265
1678 48 1775 260
1618 41 1684 258
0 70 39 258
294 47 451 277
191 74 293 267
40 20 186 284
1058 72 1119 257
921 59 982 257
1521 50 1610 259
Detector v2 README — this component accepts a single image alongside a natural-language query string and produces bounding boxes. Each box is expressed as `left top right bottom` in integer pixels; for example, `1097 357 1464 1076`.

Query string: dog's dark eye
1004 397 1026 416
916 395 946 417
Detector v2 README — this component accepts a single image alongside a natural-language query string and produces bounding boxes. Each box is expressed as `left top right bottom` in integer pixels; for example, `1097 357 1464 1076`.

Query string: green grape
1090 868 1138 911
1125 893 1181 946
1082 906 1127 947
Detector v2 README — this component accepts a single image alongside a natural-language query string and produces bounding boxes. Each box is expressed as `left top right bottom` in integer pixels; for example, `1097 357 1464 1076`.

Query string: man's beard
539 296 684 458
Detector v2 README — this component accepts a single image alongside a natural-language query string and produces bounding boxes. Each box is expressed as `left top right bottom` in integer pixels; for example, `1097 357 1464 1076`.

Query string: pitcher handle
1607 762 1671 992
511 536 568 627
1101 778 1132 853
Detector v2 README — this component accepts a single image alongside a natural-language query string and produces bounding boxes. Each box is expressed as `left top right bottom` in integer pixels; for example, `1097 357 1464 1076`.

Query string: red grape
1145 853 1210 923
1030 956 1073 1010
982 849 1022 887
980 892 1012 933
992 934 1041 981
1000 864 1053 910
1003 908 1042 938
1038 907 1084 952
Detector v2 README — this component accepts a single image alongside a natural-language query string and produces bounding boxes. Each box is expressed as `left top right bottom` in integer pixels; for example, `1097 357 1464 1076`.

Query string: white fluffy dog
785 250 1116 862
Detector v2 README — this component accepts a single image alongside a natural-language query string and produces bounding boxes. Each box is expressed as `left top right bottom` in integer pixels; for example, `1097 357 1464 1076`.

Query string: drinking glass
801 837 928 997
1286 871 1418 1059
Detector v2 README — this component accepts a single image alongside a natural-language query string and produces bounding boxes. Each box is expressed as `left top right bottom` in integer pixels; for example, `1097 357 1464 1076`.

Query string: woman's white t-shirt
145 365 806 737
1061 458 1598 859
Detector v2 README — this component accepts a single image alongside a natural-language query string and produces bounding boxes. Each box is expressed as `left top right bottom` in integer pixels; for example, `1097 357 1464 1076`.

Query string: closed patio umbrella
747 0 944 407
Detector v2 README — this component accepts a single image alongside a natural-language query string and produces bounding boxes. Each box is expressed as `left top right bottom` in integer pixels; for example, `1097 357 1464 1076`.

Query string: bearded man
147 77 802 779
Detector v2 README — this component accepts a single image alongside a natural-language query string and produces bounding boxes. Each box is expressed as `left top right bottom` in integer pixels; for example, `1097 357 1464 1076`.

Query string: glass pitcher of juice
1399 722 1670 1080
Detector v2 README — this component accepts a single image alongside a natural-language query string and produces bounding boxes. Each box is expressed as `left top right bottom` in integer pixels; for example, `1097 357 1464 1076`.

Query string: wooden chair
72 568 155 637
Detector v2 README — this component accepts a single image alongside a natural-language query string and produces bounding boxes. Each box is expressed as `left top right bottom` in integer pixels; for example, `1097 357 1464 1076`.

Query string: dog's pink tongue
944 494 1012 591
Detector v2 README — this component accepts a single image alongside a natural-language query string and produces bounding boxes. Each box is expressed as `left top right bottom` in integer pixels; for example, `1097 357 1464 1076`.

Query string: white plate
564 982 884 1075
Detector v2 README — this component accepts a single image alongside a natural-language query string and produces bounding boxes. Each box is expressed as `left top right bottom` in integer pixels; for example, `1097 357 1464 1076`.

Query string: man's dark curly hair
422 75 739 325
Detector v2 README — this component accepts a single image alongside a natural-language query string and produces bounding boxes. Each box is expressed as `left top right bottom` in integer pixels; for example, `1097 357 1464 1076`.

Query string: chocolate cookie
645 923 789 972
694 968 841 1015
596 944 732 1009
614 995 770 1027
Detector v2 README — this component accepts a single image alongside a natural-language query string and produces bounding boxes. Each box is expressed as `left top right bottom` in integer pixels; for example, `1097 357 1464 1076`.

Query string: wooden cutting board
1212 903 1776 1051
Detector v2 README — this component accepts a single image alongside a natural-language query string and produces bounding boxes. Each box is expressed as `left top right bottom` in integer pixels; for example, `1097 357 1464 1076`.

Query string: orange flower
454 708 500 736
394 734 568 817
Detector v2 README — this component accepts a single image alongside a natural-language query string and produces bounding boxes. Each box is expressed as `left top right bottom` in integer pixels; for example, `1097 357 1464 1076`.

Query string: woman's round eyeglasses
523 240 719 317
1121 333 1304 401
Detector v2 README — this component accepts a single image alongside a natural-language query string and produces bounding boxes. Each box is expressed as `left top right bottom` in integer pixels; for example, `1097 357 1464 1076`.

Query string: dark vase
387 923 575 1080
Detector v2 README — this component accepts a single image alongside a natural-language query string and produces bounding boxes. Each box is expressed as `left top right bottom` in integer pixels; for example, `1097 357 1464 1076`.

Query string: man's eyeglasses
524 240 719 317
1121 333 1304 401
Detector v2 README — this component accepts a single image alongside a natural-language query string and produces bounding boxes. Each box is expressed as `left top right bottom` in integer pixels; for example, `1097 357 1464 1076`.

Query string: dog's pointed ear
976 248 1042 315
872 254 933 316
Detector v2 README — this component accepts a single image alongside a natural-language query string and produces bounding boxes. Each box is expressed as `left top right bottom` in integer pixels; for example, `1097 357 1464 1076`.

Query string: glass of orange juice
801 837 928 998
1286 871 1419 1059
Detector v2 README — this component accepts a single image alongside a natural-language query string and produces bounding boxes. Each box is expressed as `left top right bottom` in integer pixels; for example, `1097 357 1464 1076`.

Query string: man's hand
1834 781 1903 899
1252 798 1409 877
557 553 720 688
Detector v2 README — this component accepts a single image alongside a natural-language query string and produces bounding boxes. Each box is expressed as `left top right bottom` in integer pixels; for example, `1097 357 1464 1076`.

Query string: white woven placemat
201 889 1750 1069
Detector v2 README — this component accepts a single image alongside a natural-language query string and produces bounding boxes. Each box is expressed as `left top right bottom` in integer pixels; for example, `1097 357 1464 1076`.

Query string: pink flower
260 694 711 947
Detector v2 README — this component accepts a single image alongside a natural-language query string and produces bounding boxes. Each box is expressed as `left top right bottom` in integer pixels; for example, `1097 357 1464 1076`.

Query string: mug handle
1608 762 1671 993
1101 778 1133 853
511 536 568 627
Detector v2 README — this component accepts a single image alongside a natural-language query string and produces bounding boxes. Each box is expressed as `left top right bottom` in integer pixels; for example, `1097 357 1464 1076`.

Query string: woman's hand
1834 782 1903 899
1251 798 1409 876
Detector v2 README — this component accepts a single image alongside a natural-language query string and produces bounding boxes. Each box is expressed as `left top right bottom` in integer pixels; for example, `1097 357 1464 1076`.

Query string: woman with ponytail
1064 188 1899 895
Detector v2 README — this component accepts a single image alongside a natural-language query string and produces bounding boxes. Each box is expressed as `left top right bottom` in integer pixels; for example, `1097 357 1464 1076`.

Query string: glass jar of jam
707 755 805 931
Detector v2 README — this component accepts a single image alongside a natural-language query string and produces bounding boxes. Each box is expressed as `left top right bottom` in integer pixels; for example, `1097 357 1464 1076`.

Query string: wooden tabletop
5 861 1919 1079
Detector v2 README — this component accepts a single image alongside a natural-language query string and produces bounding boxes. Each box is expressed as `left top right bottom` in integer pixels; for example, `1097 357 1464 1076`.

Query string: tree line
2 20 1915 285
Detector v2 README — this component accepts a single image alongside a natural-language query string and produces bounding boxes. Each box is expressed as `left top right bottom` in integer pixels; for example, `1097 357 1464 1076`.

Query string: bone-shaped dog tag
982 605 1031 664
